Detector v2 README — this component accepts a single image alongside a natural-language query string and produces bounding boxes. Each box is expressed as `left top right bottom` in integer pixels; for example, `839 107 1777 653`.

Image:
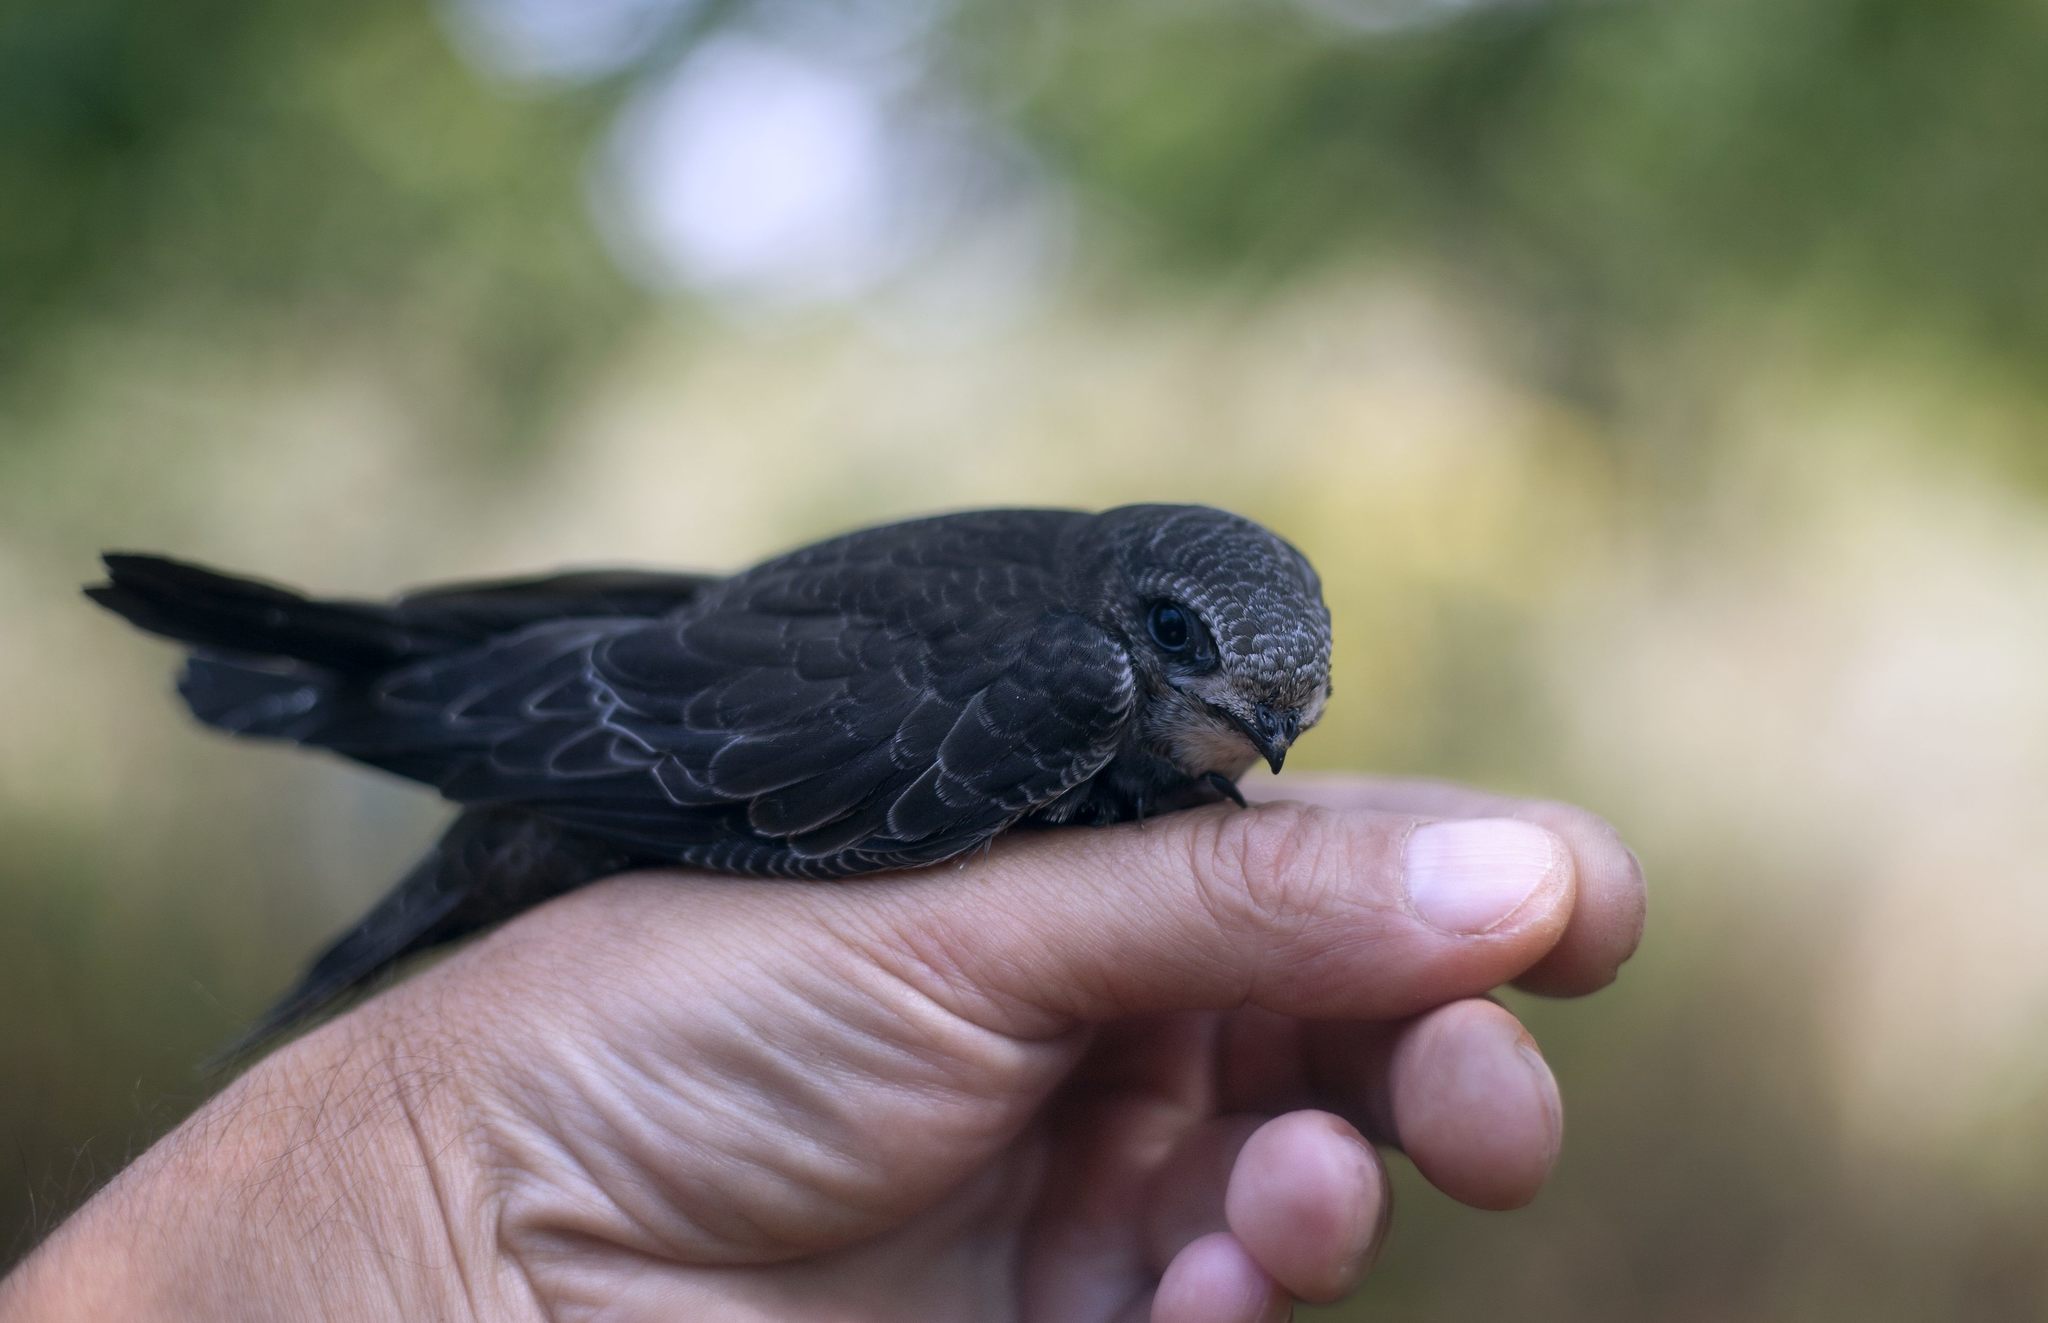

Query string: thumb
849 802 1577 1037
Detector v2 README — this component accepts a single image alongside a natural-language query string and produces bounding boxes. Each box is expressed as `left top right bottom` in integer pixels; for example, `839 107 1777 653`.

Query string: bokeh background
5 0 2047 1313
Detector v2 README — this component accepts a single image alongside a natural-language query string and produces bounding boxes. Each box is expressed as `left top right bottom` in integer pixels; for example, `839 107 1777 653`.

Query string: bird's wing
395 568 721 632
330 552 1137 877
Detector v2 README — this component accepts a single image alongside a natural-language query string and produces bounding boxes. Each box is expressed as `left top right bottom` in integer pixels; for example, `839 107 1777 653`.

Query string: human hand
3 773 1643 1322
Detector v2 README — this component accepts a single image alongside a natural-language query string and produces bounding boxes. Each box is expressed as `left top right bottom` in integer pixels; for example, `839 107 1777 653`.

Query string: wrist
3 1006 530 1322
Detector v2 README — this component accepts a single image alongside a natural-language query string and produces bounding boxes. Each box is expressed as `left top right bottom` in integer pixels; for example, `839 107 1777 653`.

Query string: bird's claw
1203 772 1248 808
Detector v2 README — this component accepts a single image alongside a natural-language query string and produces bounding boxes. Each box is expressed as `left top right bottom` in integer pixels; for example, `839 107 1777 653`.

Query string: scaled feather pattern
88 504 1332 1057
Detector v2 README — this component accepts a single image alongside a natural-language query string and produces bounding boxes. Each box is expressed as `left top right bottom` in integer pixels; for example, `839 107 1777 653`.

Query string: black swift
89 505 1333 1059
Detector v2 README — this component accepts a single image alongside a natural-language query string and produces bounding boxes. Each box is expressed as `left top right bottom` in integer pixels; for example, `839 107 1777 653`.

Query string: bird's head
1092 505 1333 780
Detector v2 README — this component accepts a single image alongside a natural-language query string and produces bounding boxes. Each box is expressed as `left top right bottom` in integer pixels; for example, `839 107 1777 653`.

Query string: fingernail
1336 1125 1390 1290
1404 819 1559 934
1516 1036 1566 1171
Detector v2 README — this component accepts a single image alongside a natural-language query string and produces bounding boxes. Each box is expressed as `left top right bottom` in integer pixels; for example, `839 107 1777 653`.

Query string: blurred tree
961 0 2048 473
0 0 642 455
7 0 2046 478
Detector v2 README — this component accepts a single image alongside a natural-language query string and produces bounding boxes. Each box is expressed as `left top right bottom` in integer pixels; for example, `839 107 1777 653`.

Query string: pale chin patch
1165 711 1261 779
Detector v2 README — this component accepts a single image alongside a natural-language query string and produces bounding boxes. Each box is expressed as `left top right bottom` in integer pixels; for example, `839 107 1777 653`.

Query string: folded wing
324 553 1137 877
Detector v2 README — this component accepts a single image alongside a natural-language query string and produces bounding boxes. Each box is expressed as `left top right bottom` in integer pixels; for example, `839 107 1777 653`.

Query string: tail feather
87 553 719 741
85 552 674 1070
177 655 336 737
87 553 458 672
88 552 480 742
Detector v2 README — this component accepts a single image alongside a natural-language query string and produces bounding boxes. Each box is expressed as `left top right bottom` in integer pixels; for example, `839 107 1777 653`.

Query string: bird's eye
1147 601 1193 653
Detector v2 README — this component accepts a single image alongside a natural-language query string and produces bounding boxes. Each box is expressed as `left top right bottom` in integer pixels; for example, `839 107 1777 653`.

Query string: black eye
1147 601 1192 653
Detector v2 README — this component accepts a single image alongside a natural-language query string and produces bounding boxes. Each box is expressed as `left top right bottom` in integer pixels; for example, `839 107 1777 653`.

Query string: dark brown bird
88 505 1333 1059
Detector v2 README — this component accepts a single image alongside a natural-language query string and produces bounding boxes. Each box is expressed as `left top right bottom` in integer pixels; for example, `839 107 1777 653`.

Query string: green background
4 0 2046 1313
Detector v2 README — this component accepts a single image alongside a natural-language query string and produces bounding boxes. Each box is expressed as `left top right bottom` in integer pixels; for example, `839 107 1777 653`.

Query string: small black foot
1203 772 1248 808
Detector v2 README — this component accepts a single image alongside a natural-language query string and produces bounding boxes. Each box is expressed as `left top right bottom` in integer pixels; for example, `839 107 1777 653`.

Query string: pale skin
0 774 1645 1322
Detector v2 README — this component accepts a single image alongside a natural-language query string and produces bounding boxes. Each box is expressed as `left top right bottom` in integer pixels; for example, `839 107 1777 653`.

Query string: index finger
1254 773 1645 996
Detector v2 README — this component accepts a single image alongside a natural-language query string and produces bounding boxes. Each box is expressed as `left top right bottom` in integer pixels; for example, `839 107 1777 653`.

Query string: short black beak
1241 704 1297 776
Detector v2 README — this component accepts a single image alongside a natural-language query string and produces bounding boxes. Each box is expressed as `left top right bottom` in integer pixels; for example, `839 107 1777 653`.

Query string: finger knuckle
1189 802 1339 943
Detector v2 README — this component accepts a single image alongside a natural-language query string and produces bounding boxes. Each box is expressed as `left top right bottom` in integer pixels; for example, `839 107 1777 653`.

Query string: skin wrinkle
488 1108 639 1293
723 1018 961 1211
604 1002 838 1253
507 1226 733 1323
505 872 1114 1294
1230 805 1345 946
1181 805 1347 1014
537 1033 755 1260
497 1231 613 1323
355 1083 472 1286
770 995 1073 1220
485 989 700 1261
389 1064 490 1322
598 1158 1037 1323
814 919 1077 1107
493 919 1029 1269
1297 926 1420 1022
1179 818 1278 1014
889 908 1075 1040
4 772 1636 1322
204 1030 473 1315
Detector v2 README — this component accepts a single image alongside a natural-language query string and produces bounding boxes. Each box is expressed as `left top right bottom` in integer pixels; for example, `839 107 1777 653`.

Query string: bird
87 504 1333 1061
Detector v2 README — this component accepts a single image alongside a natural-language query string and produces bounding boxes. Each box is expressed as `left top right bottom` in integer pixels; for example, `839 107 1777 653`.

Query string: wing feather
309 518 1137 877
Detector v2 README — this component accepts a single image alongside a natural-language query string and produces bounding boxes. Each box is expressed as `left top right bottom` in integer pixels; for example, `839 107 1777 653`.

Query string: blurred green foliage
12 0 2048 470
4 0 2046 1316
985 0 2048 483
1006 0 2048 329
0 0 636 454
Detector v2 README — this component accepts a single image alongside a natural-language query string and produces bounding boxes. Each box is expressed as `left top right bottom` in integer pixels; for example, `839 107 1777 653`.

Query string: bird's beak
1237 703 1297 776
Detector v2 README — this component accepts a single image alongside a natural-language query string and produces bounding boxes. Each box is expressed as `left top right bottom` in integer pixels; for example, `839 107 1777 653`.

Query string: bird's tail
86 552 718 741
85 553 455 670
85 553 466 739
